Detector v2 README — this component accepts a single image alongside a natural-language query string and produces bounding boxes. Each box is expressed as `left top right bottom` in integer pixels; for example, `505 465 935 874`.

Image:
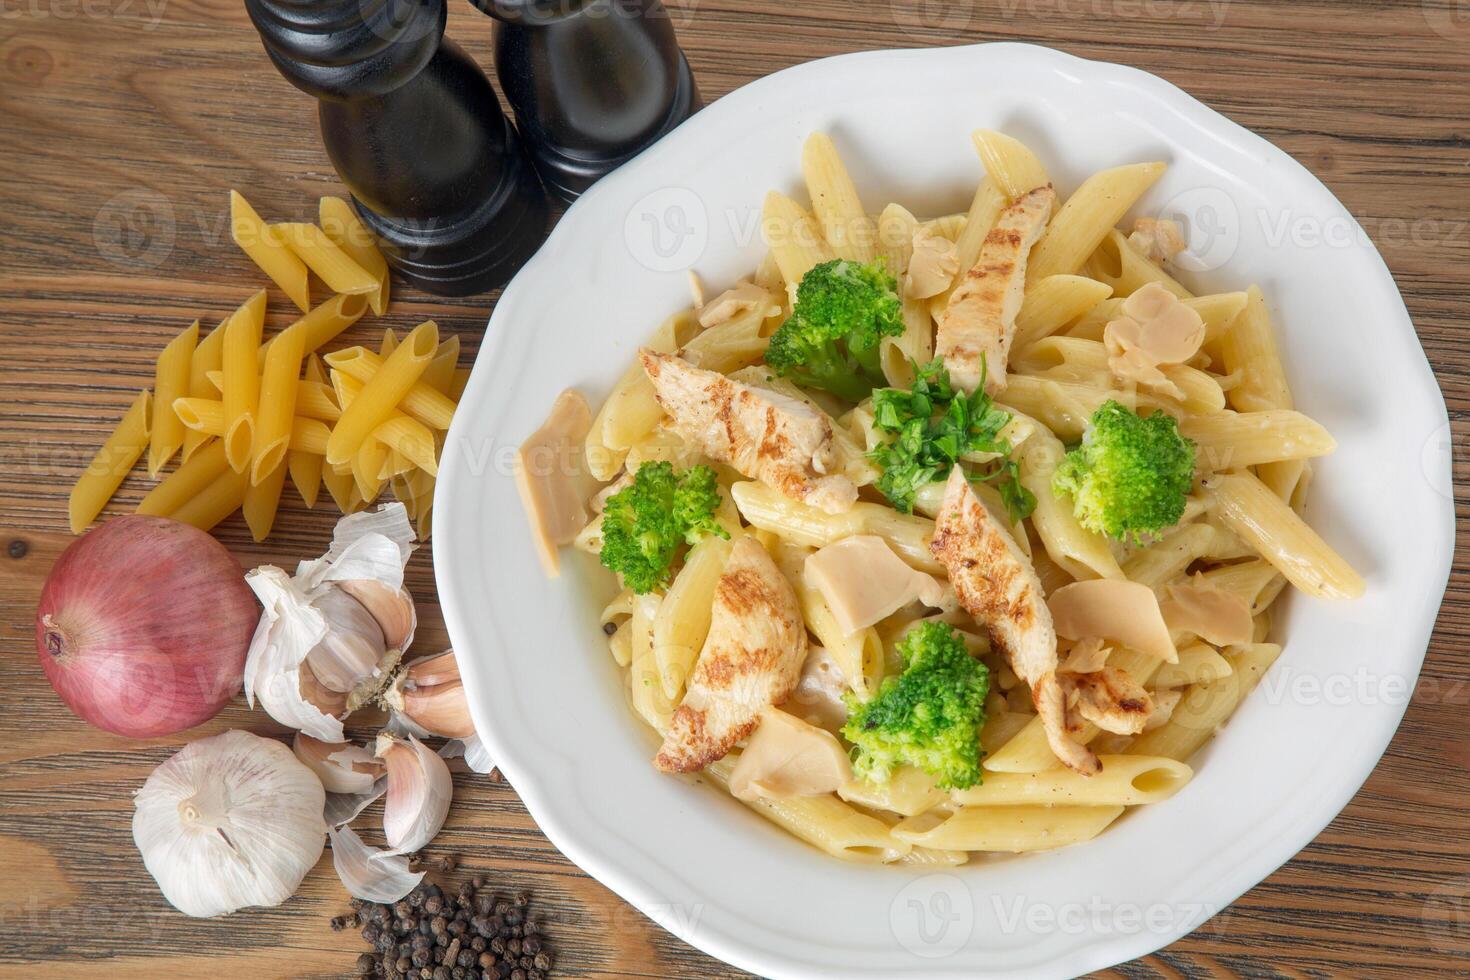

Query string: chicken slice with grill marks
928 467 1100 775
936 184 1056 394
654 536 809 773
639 350 858 514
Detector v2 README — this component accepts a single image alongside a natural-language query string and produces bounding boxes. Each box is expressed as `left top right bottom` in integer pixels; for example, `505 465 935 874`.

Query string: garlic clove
328 824 424 904
293 733 383 796
133 730 326 918
304 587 387 694
385 651 475 739
440 733 497 776
404 650 460 688
375 732 452 855
340 579 417 652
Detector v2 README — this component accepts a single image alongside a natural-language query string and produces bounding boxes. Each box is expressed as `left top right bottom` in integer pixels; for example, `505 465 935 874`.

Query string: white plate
436 42 1453 979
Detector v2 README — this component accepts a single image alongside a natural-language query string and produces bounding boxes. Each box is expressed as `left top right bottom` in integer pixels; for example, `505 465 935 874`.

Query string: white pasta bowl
435 42 1453 980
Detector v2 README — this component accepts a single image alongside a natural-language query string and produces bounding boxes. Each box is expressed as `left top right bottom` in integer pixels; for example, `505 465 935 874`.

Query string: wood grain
2 0 1468 976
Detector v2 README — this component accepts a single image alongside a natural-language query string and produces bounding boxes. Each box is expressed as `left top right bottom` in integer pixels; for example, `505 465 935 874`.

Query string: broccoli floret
842 622 990 791
598 461 728 593
1052 400 1196 543
765 259 904 402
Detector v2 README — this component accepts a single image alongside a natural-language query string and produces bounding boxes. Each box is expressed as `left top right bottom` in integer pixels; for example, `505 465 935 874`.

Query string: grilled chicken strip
654 536 809 773
928 467 1100 775
936 184 1056 394
640 349 858 514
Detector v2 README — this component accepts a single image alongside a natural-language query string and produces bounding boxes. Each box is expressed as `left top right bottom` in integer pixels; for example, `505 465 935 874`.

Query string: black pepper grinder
245 0 549 295
469 0 701 201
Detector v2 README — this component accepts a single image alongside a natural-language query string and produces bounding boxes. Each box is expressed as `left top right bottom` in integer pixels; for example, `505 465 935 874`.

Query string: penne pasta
928 177 1007 314
893 804 1123 852
288 446 324 509
69 390 150 534
951 755 1192 806
257 293 371 368
1018 429 1123 581
321 457 359 514
327 340 457 432
838 767 946 817
1206 471 1364 599
1013 274 1114 351
242 460 288 542
761 191 836 304
325 321 438 465
1128 643 1282 762
801 133 876 263
181 317 227 463
371 415 439 476
1150 642 1233 689
169 465 249 532
972 129 1051 200
1218 285 1293 412
319 196 390 315
221 291 267 473
231 191 309 311
1027 162 1167 283
148 320 199 476
273 222 379 296
652 533 733 699
251 322 305 485
1181 410 1337 472
732 481 942 574
1083 228 1191 299
136 440 229 518
1069 291 1249 345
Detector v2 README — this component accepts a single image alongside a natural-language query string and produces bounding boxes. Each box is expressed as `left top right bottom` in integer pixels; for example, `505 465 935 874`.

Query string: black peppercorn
511 969 526 980
494 901 510 916
479 952 496 969
356 952 378 975
470 937 486 952
507 939 522 956
513 893 529 909
532 952 551 971
397 956 412 973
425 896 443 915
363 923 382 943
528 971 545 980
377 931 397 953
522 937 540 955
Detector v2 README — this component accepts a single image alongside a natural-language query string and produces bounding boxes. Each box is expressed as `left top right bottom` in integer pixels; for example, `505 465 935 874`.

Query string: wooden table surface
2 0 1468 976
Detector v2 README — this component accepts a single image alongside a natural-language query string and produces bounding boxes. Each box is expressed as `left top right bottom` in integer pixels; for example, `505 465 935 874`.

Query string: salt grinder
245 0 550 295
469 0 701 201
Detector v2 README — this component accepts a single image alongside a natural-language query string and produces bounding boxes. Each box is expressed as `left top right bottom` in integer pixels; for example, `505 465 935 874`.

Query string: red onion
35 516 259 737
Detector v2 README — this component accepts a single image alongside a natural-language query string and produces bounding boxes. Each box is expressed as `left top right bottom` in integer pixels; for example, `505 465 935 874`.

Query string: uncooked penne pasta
148 320 198 476
325 320 438 465
242 460 288 542
231 191 309 312
321 458 358 514
251 323 305 485
319 196 390 315
288 445 323 509
1027 162 1167 283
169 465 249 532
352 437 389 502
69 390 150 534
801 133 876 263
273 222 379 297
136 439 229 518
221 290 267 473
257 293 371 368
421 335 460 394
371 414 438 476
327 338 457 432
182 317 227 463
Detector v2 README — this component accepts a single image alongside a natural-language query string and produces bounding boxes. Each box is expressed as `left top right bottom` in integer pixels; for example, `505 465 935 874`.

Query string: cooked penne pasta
838 767 945 817
148 321 199 476
1182 410 1336 472
319 196 390 315
1013 274 1114 351
1083 228 1191 298
1128 643 1282 761
652 533 732 698
1218 285 1293 412
894 804 1124 852
231 191 309 311
1206 471 1363 599
1150 642 1233 689
972 129 1051 200
761 191 836 303
731 481 942 574
1018 430 1123 581
951 755 1191 806
69 390 150 533
1028 162 1166 283
1068 290 1249 345
801 133 876 262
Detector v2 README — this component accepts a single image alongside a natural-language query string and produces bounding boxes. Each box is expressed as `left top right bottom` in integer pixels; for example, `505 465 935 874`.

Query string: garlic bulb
305 588 388 694
377 732 452 855
293 733 383 795
385 651 475 739
243 504 418 741
132 730 325 918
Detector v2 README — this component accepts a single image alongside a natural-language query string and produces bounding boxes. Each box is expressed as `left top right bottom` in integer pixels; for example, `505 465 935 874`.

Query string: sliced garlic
385 651 475 739
244 504 418 741
376 732 452 855
293 733 383 796
329 824 424 904
132 730 326 918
